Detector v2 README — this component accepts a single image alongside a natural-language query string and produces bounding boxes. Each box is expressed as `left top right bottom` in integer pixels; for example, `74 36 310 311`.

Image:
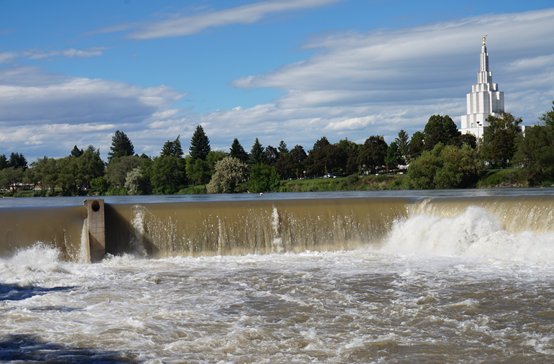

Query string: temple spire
478 34 491 83
460 35 504 138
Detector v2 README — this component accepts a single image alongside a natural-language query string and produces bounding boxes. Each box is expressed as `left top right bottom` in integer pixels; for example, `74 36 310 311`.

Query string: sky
1 0 553 161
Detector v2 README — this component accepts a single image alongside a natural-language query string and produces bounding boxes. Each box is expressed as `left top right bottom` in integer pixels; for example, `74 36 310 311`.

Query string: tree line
1 101 553 196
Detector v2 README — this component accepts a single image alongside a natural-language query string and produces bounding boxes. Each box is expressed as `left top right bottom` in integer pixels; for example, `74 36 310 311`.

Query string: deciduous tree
423 115 459 150
151 156 186 194
358 136 387 174
207 157 248 193
481 113 522 168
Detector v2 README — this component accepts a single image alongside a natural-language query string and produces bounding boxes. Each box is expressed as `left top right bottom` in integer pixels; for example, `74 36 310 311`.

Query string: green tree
385 141 402 171
289 145 307 179
249 138 265 165
0 154 8 170
409 131 425 161
335 139 359 176
539 100 554 126
106 155 142 189
108 130 135 161
0 167 24 192
125 167 151 195
207 157 248 193
423 115 460 150
74 146 105 194
189 125 211 160
151 156 186 194
305 137 339 177
31 157 60 194
275 141 291 179
278 140 288 155
458 133 477 149
9 152 27 169
481 113 522 168
161 136 184 158
248 164 280 193
264 145 279 166
514 122 554 186
70 145 83 157
207 150 227 174
358 136 388 174
186 158 211 185
408 143 483 189
395 130 410 164
229 138 249 163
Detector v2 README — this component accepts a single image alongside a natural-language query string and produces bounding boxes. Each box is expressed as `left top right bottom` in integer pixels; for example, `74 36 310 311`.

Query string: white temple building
460 36 504 138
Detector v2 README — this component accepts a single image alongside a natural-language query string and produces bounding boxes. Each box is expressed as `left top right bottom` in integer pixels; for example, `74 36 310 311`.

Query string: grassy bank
279 174 407 192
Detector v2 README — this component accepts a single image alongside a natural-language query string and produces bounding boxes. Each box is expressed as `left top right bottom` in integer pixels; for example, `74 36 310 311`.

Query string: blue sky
1 0 553 161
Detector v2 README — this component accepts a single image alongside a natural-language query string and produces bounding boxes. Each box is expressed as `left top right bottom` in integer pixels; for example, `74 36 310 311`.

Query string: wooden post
84 199 105 262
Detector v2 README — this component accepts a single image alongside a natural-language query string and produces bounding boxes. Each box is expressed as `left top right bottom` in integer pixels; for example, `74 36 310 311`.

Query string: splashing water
271 206 284 253
381 206 554 263
130 205 148 257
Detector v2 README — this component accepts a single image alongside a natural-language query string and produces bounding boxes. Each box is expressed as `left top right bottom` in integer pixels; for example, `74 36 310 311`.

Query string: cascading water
79 218 90 263
381 205 554 263
271 206 284 253
1 192 553 362
129 205 148 257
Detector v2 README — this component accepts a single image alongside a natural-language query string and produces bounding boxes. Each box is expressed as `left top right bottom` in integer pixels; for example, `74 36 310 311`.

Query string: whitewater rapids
1 206 553 363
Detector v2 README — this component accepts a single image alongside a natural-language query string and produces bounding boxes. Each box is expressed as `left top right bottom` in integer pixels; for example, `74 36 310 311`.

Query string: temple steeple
460 35 504 138
478 35 491 84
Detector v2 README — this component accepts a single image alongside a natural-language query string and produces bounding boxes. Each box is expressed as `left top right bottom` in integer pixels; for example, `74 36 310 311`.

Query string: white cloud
129 0 338 39
3 8 554 161
0 48 105 64
223 7 554 146
24 47 105 60
0 67 184 159
0 69 182 125
0 52 17 63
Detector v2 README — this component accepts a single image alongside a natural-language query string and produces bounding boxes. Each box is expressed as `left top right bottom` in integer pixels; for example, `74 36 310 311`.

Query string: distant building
460 35 504 138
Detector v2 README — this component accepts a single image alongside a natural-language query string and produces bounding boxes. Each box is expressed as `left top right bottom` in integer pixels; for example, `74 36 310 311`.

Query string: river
1 190 553 362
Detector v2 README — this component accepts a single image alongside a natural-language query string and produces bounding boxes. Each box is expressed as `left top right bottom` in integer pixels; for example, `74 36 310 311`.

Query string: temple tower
460 35 504 138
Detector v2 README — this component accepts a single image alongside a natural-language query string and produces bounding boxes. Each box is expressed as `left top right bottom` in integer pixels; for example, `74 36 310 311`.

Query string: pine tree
189 125 211 160
249 138 265 165
9 152 27 169
0 154 7 170
70 145 83 158
108 130 135 161
229 138 249 162
161 136 183 158
395 130 409 164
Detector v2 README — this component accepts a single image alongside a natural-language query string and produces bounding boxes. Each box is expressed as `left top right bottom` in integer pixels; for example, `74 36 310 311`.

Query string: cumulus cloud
0 67 183 159
221 7 554 147
129 0 338 39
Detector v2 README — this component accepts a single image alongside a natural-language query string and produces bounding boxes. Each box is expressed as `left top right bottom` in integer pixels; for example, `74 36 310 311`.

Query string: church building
460 36 504 138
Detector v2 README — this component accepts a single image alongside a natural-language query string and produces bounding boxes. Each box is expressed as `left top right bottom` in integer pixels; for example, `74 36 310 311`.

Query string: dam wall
0 193 553 261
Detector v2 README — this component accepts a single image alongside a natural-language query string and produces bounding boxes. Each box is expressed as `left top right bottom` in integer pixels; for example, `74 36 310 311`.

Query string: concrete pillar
84 199 105 262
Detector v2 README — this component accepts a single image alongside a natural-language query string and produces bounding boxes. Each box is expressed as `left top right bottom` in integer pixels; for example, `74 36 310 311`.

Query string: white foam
381 206 554 264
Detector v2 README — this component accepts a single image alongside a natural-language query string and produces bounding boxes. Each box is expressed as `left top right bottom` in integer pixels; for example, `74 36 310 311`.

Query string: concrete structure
460 35 504 138
84 199 105 262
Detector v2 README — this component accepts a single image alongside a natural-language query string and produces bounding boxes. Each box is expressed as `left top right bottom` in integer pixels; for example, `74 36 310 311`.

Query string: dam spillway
2 191 553 362
0 191 553 261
